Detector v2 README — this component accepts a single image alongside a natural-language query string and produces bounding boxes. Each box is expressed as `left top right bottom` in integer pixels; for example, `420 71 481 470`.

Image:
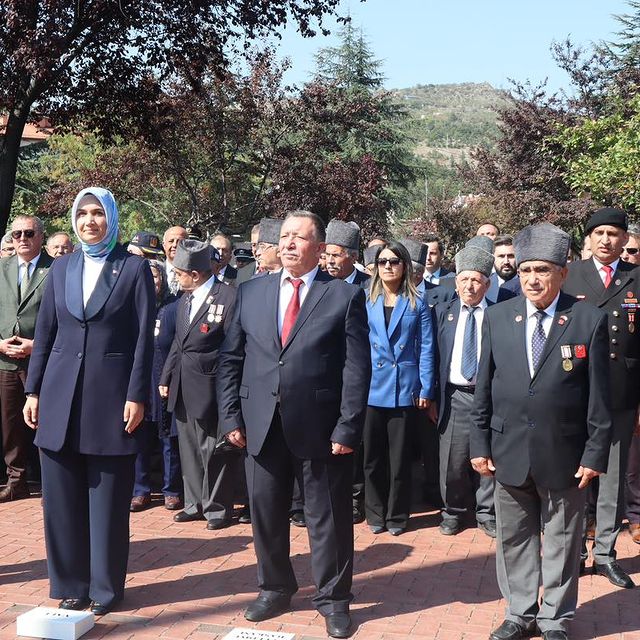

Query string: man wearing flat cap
471 223 612 640
563 206 640 589
432 246 496 538
159 240 237 530
325 220 370 287
254 218 283 274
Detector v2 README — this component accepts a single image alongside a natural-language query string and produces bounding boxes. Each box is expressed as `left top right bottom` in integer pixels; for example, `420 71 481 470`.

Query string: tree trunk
0 111 29 233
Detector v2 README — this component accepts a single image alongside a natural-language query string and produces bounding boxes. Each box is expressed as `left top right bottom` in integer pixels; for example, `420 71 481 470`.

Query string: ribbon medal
560 345 573 371
214 304 224 323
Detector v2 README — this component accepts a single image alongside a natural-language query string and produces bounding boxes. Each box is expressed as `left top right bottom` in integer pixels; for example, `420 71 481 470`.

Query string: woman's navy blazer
25 244 155 455
366 293 435 408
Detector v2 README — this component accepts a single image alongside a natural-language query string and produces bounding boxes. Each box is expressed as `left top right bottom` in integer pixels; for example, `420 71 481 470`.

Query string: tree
0 0 346 233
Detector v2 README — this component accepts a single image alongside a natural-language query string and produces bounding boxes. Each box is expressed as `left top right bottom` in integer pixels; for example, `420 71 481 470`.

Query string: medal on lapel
560 345 573 371
574 344 587 359
154 319 161 337
199 323 209 334
214 303 224 323
207 303 215 323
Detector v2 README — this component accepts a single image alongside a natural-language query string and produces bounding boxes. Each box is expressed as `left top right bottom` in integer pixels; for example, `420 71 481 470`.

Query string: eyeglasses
376 258 402 267
517 265 558 278
11 229 36 239
623 247 639 255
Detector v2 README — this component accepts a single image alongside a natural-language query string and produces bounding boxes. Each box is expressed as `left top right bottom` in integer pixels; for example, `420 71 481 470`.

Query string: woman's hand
123 401 145 433
23 396 39 429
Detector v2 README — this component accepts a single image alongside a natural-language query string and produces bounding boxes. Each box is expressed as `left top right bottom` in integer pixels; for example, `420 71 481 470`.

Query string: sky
271 0 631 92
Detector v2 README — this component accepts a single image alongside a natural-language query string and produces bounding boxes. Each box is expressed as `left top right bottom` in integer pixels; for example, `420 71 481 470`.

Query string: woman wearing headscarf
364 241 435 536
23 187 154 615
130 259 183 512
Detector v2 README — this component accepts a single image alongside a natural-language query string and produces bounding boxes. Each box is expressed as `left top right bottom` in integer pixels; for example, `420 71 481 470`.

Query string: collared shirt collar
459 297 488 312
280 265 318 289
592 256 620 274
17 253 41 269
344 267 358 284
525 292 560 319
190 273 218 309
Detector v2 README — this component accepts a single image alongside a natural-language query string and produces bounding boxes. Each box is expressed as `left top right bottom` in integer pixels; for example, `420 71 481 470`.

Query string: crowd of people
0 188 639 640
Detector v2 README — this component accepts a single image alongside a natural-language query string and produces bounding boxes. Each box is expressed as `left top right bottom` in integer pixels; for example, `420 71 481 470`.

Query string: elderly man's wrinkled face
11 217 44 261
456 271 489 307
324 244 355 280
47 234 73 257
518 260 567 309
477 223 498 240
163 226 187 262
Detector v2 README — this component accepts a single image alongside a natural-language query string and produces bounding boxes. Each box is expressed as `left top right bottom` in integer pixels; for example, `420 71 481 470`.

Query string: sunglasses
623 247 639 255
376 257 403 267
11 229 36 239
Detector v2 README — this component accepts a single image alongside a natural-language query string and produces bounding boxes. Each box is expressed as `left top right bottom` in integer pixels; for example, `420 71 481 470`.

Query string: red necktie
603 264 613 288
281 278 303 345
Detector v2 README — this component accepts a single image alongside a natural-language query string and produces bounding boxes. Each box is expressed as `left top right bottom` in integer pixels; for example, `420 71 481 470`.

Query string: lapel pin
628 291 634 298
515 315 523 322
206 296 213 305
199 323 209 334
447 313 454 322
615 279 621 286
112 269 118 275
576 294 585 300
39 269 44 274
558 315 568 326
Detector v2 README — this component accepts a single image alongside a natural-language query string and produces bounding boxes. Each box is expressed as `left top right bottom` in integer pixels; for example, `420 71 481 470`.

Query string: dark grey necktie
461 306 477 381
178 294 193 340
19 262 30 303
531 310 547 371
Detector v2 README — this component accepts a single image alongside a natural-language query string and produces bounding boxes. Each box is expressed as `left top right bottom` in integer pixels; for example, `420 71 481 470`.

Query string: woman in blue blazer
365 241 435 535
23 187 154 615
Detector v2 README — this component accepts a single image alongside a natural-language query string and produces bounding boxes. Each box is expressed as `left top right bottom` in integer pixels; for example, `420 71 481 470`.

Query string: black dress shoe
238 506 251 524
59 598 90 610
369 525 385 534
478 520 497 538
244 594 291 622
593 561 635 588
352 503 365 524
90 601 111 616
206 518 231 530
489 619 532 640
388 527 405 536
290 511 306 527
542 631 568 640
439 520 461 536
325 612 353 638
579 560 587 576
173 510 205 523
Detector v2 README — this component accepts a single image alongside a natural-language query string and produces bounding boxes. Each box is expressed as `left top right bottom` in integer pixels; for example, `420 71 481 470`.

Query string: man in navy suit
432 245 496 538
491 235 522 297
217 211 370 639
471 223 611 640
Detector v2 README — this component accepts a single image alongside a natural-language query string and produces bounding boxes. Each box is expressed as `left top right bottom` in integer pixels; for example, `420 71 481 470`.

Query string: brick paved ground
1 489 639 640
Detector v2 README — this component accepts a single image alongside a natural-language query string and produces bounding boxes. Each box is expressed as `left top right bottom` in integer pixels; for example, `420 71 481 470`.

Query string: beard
497 265 517 281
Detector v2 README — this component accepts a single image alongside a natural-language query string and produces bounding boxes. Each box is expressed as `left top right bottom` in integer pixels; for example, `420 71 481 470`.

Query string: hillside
393 82 510 161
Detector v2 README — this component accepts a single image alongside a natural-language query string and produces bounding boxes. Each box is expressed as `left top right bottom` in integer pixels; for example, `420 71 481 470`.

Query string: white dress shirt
344 268 358 284
17 253 41 286
525 293 560 377
449 298 487 385
82 254 107 307
592 257 620 284
188 274 217 322
278 266 318 335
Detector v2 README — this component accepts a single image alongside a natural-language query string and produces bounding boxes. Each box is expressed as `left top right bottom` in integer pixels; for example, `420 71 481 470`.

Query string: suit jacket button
610 353 617 359
611 325 619 332
528 421 535 428
613 310 620 317
611 338 618 345
278 360 284 366
271 391 278 396
529 389 534 396
77 352 83 359
391 362 396 367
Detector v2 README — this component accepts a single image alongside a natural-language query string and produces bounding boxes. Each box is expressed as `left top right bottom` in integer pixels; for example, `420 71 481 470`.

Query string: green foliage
551 92 640 211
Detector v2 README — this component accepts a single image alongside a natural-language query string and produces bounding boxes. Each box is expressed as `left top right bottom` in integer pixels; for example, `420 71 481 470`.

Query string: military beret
584 207 628 235
399 238 428 266
173 239 212 272
455 246 494 277
258 218 283 245
514 223 570 267
325 220 361 251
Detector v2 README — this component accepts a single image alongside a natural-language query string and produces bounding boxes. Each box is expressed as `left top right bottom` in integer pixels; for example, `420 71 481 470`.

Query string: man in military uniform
563 206 640 589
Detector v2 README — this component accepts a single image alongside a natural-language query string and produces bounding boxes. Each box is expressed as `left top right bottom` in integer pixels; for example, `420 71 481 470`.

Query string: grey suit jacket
0 252 54 371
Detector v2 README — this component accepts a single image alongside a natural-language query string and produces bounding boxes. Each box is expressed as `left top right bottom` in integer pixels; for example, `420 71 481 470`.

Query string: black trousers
40 447 135 606
245 412 354 614
363 405 416 529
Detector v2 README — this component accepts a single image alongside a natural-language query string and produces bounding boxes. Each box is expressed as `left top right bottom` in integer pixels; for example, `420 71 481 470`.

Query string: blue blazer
25 244 155 455
366 293 435 408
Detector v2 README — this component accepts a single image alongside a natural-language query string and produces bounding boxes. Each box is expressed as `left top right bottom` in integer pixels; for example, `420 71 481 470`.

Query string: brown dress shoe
0 484 30 503
129 494 151 512
629 523 640 544
164 495 182 511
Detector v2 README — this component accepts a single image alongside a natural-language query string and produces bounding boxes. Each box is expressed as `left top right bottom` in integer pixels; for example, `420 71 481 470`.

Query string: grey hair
284 210 326 242
1 233 12 246
412 261 425 277
12 215 44 235
46 231 72 245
